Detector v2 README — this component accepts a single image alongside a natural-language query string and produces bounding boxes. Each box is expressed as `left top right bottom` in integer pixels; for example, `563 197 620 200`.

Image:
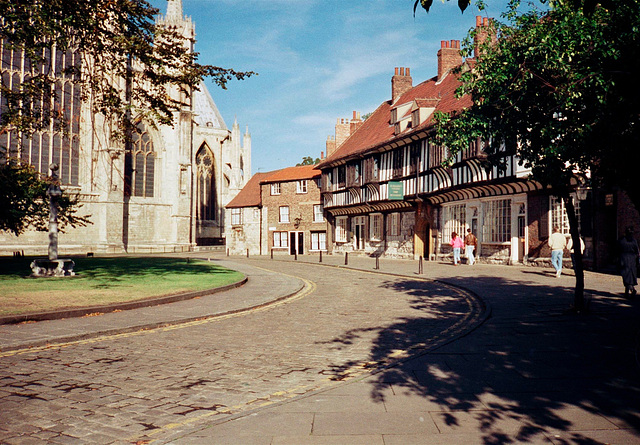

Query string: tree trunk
564 196 585 312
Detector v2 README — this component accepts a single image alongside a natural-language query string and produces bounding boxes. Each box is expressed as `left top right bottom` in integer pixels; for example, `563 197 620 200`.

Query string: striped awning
327 200 414 216
425 178 546 204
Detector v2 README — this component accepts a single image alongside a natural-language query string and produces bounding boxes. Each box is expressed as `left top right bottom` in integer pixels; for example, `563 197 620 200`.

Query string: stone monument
30 164 75 277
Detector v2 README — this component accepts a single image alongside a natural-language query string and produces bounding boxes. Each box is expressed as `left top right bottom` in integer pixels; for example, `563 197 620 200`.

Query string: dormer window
410 98 440 128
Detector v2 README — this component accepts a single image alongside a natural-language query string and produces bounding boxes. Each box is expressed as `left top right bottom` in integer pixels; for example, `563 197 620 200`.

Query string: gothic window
125 127 155 197
0 43 81 185
196 145 217 221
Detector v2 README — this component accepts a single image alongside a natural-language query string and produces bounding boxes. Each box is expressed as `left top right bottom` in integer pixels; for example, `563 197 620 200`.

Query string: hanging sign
388 181 404 200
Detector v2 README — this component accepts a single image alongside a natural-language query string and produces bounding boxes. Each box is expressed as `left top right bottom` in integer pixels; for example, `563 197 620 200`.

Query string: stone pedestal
30 259 76 277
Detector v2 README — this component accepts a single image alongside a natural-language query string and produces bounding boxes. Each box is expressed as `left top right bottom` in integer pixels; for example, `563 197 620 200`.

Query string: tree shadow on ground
323 274 640 444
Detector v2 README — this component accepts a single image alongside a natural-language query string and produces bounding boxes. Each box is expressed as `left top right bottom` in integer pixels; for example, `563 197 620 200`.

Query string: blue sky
152 0 514 175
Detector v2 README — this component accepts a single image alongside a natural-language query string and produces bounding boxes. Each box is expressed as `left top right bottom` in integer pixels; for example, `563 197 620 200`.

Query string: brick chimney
335 117 351 148
326 135 336 157
391 67 412 104
326 111 363 157
474 16 494 59
437 40 462 81
350 110 363 134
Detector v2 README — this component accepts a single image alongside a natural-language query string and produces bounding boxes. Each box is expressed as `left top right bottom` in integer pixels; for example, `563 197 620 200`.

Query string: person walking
464 228 478 265
548 226 567 277
566 235 585 270
618 226 639 297
450 232 464 266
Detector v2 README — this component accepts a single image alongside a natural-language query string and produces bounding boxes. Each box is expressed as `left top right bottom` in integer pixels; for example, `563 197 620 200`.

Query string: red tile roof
260 164 321 183
318 68 472 167
226 165 321 208
225 172 273 208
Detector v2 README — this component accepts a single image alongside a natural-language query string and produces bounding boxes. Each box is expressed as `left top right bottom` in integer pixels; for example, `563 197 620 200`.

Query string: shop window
482 199 511 243
443 204 466 243
370 213 383 241
335 217 348 242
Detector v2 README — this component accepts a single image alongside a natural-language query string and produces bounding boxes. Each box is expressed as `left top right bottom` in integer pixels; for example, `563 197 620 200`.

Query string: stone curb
0 277 307 354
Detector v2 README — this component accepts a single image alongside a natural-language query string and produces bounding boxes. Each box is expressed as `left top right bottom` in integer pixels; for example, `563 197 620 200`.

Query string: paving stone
2 257 640 444
313 411 440 436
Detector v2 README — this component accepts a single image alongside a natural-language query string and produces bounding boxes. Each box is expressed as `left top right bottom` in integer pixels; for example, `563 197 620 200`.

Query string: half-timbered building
318 18 597 265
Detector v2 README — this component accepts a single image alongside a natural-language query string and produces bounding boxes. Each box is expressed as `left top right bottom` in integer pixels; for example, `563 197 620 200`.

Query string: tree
434 0 640 312
413 0 615 15
0 161 90 235
0 0 254 233
296 156 321 166
0 0 254 141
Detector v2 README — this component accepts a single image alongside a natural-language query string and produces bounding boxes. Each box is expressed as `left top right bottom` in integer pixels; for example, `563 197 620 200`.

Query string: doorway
518 215 526 262
353 216 366 250
289 231 304 255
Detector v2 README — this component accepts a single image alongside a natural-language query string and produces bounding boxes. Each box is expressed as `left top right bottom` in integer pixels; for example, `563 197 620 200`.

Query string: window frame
550 196 580 236
231 208 242 226
310 231 327 251
370 213 383 242
313 204 324 223
279 206 290 223
482 199 512 243
296 180 308 194
272 231 289 248
388 212 400 236
270 183 281 195
443 204 466 243
335 217 348 243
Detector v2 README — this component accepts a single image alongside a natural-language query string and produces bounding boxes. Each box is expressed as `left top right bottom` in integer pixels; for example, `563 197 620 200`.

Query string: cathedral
0 0 251 254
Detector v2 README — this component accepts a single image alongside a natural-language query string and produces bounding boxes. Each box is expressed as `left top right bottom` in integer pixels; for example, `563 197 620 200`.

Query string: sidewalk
161 253 640 445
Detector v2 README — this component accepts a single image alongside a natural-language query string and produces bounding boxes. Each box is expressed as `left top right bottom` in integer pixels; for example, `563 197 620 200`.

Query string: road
0 259 482 444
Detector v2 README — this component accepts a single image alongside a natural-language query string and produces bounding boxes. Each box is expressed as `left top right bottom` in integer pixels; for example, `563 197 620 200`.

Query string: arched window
196 145 216 221
125 126 155 197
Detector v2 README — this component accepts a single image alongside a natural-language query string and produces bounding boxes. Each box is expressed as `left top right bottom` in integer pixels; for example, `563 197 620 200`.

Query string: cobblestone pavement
0 259 484 444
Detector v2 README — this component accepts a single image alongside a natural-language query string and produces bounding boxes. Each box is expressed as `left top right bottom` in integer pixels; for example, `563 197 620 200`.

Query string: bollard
295 251 298 261
375 256 379 270
319 250 323 263
418 256 423 274
271 249 274 260
227 248 230 256
247 249 249 258
345 252 349 265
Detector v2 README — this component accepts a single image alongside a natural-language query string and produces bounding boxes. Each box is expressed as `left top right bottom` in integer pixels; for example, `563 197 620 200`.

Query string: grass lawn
0 256 244 316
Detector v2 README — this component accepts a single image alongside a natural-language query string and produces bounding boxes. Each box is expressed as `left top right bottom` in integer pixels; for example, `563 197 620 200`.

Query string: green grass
0 256 244 316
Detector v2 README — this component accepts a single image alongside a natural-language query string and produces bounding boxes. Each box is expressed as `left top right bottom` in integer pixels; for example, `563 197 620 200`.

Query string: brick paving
0 256 484 444
166 254 640 445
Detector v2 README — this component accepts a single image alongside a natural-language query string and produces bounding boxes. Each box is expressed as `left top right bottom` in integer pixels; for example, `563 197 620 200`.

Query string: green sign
388 181 404 200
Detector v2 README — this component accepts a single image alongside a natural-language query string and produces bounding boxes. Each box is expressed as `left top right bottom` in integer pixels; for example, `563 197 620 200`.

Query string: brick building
225 165 329 256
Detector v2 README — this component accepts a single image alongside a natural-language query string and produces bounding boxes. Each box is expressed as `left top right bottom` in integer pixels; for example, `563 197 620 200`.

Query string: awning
425 178 546 204
327 200 415 216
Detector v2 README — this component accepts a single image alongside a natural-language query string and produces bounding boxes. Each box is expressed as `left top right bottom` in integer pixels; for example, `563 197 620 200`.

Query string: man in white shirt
548 226 567 277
